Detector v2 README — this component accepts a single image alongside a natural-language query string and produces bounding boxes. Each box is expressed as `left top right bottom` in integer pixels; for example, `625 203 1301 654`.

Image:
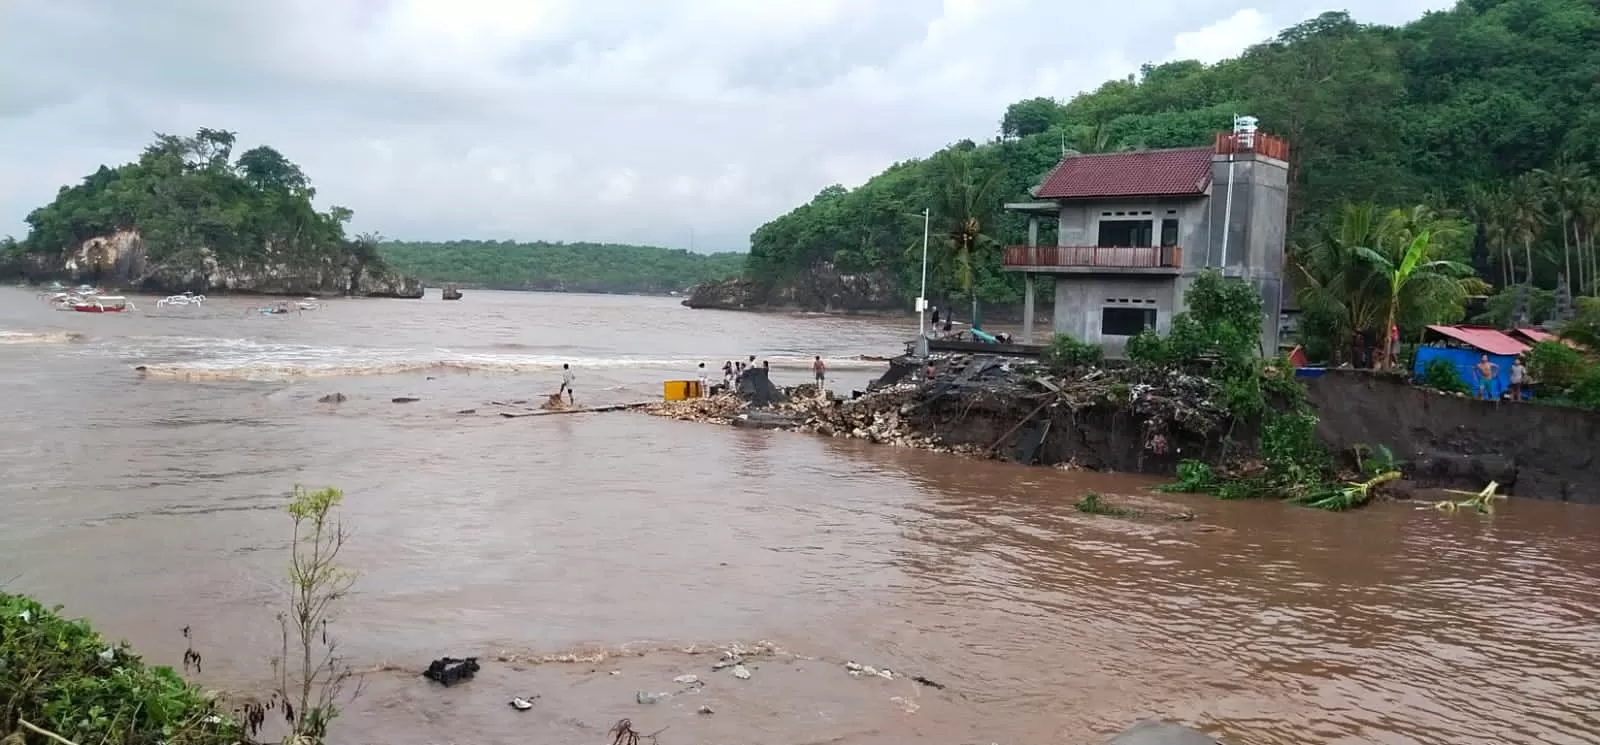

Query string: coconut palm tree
1506 173 1547 286
1292 203 1395 364
926 148 1003 328
1465 183 1513 287
1355 229 1486 369
1534 160 1589 294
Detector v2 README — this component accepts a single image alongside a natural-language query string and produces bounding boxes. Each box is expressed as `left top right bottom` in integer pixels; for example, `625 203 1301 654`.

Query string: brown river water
2 287 1598 745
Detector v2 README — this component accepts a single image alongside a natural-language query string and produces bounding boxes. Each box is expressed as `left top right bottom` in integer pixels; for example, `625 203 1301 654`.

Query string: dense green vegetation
1120 270 1392 510
744 0 1600 331
1 592 243 745
377 240 744 294
2 129 387 292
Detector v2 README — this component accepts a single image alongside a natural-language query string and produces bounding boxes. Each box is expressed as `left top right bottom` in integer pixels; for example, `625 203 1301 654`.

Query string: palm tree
927 148 1003 328
1578 184 1600 296
1292 203 1394 364
1465 183 1513 287
1534 160 1589 293
1355 229 1485 369
1506 173 1547 286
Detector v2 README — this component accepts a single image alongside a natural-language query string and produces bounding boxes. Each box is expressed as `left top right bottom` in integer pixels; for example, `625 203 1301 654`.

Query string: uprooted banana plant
1303 470 1402 511
1434 481 1506 514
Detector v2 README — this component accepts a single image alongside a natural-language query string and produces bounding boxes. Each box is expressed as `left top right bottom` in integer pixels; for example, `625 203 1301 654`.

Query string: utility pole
915 208 931 359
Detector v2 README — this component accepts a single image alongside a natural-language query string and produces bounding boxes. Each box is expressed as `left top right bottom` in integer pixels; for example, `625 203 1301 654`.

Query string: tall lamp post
1219 114 1257 271
915 207 931 359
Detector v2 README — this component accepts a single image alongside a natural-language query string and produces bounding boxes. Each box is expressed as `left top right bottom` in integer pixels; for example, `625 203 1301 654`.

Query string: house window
1101 306 1157 336
1160 218 1180 247
1097 219 1153 247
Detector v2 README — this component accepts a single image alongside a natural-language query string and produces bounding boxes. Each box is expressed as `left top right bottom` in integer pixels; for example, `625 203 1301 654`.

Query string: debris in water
730 663 752 680
422 656 480 686
696 705 714 715
318 392 347 404
509 696 537 711
672 674 700 685
391 396 420 403
609 718 667 745
912 675 945 690
635 690 667 704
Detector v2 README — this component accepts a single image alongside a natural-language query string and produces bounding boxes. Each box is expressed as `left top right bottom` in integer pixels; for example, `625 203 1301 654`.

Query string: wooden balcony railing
1214 131 1290 161
1003 245 1182 270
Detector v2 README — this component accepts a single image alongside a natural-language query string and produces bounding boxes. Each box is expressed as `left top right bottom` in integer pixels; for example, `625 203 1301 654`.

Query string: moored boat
71 296 135 313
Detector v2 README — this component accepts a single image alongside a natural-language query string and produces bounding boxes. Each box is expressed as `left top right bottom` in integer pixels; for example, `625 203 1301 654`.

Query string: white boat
156 292 206 307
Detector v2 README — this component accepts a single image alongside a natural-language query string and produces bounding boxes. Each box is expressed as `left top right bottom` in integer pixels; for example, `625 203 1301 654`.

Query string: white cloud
0 0 1456 251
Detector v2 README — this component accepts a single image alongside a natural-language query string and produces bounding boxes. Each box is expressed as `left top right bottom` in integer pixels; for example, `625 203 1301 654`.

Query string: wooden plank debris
497 401 654 418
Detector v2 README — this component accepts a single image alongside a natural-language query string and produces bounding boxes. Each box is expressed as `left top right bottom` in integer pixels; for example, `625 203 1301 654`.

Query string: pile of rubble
643 394 749 424
641 354 1235 463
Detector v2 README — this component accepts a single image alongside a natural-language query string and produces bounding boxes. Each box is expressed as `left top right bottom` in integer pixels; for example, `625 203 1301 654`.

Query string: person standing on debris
697 362 709 397
1509 355 1527 402
722 360 735 388
1472 354 1499 401
559 363 576 406
812 355 827 389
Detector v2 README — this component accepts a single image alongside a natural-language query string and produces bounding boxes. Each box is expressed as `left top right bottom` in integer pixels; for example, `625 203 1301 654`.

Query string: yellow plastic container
663 380 703 400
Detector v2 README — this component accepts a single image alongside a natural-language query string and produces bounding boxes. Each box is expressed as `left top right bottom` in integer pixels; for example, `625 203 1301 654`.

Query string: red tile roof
1033 147 1215 201
1425 325 1530 357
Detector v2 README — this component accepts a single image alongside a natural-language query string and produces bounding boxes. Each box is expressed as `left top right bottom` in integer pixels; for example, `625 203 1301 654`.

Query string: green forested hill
746 0 1600 309
377 240 745 294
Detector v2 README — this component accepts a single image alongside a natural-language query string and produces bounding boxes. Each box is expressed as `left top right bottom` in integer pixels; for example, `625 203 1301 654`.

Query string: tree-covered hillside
2 128 403 294
378 240 745 294
746 0 1600 312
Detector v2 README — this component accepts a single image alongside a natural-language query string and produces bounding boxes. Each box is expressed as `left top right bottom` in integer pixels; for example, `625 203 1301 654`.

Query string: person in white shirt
559 363 575 405
697 362 709 397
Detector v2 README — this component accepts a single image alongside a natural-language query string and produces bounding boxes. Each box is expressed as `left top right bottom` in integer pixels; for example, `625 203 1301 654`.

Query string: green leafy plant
273 486 361 745
1075 492 1135 516
1156 460 1218 494
1043 333 1103 372
1354 444 1405 476
1418 358 1471 394
0 594 242 745
1524 340 1588 394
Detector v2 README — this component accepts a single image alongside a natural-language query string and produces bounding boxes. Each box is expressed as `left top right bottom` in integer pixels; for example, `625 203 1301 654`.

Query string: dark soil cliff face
1306 370 1600 503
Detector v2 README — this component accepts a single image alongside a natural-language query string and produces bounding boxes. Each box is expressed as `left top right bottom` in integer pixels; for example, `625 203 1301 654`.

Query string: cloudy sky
1 0 1452 252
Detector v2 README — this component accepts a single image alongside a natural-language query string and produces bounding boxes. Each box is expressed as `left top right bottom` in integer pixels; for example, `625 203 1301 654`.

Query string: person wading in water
812 355 827 393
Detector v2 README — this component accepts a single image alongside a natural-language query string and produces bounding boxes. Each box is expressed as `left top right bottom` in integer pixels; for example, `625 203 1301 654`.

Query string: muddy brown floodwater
2 288 1598 745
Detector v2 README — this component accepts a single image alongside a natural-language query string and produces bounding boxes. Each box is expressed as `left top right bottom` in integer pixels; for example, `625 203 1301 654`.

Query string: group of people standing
691 355 829 397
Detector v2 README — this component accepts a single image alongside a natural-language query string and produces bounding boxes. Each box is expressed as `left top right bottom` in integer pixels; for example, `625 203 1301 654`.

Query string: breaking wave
128 339 888 382
0 330 87 345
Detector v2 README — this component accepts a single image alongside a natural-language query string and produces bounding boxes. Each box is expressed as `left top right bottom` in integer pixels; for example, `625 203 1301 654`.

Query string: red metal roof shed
1424 325 1529 356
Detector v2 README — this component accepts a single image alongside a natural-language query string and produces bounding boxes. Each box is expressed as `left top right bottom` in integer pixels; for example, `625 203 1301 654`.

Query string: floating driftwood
498 401 653 418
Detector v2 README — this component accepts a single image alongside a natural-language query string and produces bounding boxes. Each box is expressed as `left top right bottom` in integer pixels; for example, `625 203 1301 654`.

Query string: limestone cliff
63 230 422 298
683 261 903 313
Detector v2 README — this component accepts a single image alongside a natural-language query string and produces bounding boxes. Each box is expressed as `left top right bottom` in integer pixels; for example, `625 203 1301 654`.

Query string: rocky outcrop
1306 369 1600 503
61 229 422 298
683 261 902 312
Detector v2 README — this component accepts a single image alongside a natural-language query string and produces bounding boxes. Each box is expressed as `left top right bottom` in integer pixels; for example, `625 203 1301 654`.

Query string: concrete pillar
1023 273 1036 344
1027 215 1040 264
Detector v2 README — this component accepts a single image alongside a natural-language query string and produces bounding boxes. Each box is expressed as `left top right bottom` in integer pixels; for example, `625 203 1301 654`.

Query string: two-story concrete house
1003 131 1289 357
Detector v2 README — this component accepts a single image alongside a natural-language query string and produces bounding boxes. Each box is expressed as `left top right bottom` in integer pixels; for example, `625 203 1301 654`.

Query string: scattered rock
635 690 667 705
318 392 347 404
731 664 751 680
391 396 420 403
672 674 700 685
